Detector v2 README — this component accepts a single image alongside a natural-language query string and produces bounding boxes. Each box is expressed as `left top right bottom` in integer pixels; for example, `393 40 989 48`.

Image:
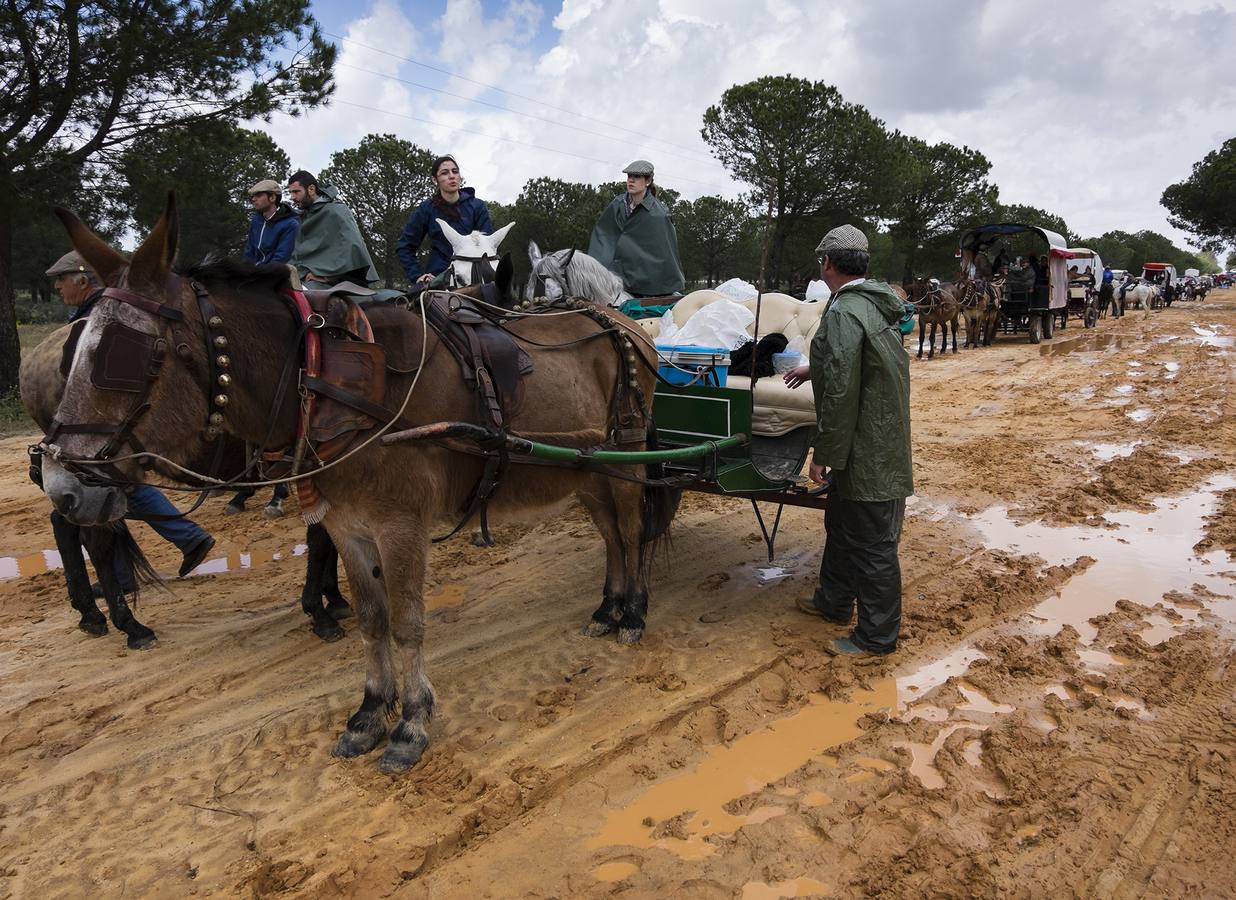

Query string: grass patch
0 389 34 437
19 321 62 353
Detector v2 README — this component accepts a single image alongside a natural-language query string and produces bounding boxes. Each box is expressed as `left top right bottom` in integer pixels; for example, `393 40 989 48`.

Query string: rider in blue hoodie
243 179 300 265
396 155 493 284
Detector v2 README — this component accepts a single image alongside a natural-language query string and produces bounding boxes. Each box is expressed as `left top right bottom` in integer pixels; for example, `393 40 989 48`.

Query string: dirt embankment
0 295 1234 898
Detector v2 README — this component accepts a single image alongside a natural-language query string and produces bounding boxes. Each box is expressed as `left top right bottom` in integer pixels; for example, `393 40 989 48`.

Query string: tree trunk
0 174 22 395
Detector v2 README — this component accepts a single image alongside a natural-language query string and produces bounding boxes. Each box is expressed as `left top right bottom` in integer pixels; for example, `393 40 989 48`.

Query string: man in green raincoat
588 160 685 297
287 170 379 287
784 225 913 656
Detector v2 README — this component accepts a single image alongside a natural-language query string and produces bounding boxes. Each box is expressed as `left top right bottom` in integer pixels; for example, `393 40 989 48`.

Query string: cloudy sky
260 0 1236 249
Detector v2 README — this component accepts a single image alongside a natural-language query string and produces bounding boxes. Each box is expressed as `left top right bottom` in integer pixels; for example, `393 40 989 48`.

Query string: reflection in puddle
957 683 1015 715
0 543 307 581
741 877 830 900
1044 683 1074 701
1114 384 1133 394
1084 440 1142 462
897 722 986 790
1043 333 1131 356
1126 408 1152 423
588 682 897 858
1191 324 1235 348
0 548 64 580
1077 647 1130 671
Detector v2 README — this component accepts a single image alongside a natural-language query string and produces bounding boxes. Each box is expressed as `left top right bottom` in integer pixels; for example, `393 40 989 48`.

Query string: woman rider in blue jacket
396 155 493 285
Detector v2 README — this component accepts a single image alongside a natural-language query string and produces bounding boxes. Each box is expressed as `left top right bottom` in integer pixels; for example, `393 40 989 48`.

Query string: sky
256 0 1236 251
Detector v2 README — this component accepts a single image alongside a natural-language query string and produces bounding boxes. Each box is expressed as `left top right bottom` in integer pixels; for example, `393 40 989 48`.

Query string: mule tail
85 521 164 604
639 422 681 572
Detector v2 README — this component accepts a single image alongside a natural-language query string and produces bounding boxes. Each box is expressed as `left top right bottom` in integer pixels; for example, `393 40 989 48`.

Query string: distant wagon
958 223 1074 344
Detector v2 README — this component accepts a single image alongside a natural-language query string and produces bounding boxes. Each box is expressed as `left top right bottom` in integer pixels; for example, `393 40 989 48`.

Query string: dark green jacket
290 182 379 285
588 190 685 296
810 279 913 501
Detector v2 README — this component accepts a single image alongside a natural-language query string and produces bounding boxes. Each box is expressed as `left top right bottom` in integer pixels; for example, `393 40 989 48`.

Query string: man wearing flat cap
243 179 300 266
785 224 913 656
588 160 685 300
46 251 105 322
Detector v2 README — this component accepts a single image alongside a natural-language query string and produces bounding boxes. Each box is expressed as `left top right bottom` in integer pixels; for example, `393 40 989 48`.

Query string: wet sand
1 294 1235 897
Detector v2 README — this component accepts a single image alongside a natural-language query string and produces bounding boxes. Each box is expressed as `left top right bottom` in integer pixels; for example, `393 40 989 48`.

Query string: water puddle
587 681 896 858
1191 324 1235 348
741 877 830 899
1083 441 1141 462
801 790 832 807
962 740 983 767
1042 333 1131 356
1114 384 1134 395
897 722 986 790
1126 408 1152 423
957 683 1015 715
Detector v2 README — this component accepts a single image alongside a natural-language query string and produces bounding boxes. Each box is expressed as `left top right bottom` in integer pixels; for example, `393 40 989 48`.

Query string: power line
324 31 719 165
336 61 726 171
329 98 735 194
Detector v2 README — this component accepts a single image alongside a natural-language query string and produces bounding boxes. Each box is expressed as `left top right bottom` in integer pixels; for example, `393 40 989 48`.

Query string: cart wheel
1028 314 1042 344
1043 312 1055 339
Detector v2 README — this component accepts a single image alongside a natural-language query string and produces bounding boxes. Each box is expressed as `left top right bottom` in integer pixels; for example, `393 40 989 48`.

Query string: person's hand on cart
784 364 810 389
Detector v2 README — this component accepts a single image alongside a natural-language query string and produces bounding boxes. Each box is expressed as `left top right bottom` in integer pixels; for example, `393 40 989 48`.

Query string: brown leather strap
301 375 411 431
102 286 183 320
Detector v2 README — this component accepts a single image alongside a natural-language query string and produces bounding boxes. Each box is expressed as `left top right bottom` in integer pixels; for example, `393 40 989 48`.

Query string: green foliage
1077 229 1215 275
996 204 1076 245
117 121 290 265
321 134 436 288
886 136 1000 280
675 195 749 286
1161 138 1236 252
1226 250 1236 271
701 75 899 288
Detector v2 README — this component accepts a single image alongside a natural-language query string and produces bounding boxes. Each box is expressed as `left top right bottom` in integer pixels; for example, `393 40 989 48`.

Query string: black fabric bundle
728 333 789 377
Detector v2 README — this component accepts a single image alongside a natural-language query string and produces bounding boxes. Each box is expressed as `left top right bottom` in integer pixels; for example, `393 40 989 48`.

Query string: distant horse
957 278 1000 348
1120 281 1156 318
907 277 960 359
525 243 628 307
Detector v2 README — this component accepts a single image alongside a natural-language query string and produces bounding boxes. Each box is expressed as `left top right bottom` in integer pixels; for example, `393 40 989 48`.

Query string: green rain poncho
588 191 685 296
290 182 379 285
810 280 914 502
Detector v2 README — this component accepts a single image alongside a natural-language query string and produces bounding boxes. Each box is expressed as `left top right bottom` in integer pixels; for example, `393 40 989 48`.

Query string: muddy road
1 296 1234 898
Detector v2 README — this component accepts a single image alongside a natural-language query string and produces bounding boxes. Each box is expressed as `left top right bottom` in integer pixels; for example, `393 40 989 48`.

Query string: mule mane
182 255 292 294
565 251 622 302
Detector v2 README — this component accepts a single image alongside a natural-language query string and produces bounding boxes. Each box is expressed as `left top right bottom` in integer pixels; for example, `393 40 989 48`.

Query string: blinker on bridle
40 268 233 481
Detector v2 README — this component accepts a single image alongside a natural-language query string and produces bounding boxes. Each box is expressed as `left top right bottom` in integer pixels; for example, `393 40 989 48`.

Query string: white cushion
726 375 817 436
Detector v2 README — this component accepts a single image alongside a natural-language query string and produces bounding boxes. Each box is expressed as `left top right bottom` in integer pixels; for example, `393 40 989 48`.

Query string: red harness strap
286 289 325 519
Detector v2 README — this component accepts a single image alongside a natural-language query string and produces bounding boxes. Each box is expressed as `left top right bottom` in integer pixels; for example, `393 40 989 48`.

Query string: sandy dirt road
1 294 1234 898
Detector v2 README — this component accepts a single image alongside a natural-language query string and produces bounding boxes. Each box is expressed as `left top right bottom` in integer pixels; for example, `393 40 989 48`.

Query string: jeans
127 484 210 552
811 497 906 654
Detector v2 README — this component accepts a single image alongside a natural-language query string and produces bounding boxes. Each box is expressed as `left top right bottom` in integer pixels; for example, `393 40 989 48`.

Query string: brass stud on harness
217 373 232 387
204 426 220 439
216 355 230 368
209 412 224 426
214 393 229 407
213 335 228 349
208 316 223 329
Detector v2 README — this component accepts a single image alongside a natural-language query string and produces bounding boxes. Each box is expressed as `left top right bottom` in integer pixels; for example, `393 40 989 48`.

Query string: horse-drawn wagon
959 223 1072 344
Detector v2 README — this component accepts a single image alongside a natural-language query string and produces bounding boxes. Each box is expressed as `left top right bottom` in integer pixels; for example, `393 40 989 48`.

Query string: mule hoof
326 599 353 620
470 533 495 548
378 738 428 774
312 620 345 642
126 631 158 650
78 614 108 637
617 626 644 645
583 620 615 638
332 729 384 758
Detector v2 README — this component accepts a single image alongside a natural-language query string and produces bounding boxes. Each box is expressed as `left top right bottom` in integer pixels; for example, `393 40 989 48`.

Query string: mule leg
578 487 628 637
300 524 344 642
610 478 650 644
917 319 926 359
375 523 435 774
50 511 107 636
322 541 352 620
83 529 156 650
927 322 936 359
951 317 959 353
331 531 396 759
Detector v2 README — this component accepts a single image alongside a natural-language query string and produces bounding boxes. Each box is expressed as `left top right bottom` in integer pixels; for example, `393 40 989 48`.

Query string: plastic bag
786 335 807 356
714 278 759 301
669 299 755 350
655 306 680 344
805 280 831 302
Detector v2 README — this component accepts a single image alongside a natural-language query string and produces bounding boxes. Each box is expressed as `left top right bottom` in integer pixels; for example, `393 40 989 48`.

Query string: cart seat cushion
725 375 817 436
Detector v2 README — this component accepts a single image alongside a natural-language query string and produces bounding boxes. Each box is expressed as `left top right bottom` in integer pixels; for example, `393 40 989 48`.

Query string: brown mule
907 277 960 359
38 195 676 774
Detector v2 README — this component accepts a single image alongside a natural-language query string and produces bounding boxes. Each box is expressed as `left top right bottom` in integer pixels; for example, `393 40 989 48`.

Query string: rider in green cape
287 170 379 287
588 159 685 297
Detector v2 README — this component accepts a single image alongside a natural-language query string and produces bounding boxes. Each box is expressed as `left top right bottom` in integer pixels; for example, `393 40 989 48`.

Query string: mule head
524 247 576 301
43 194 209 525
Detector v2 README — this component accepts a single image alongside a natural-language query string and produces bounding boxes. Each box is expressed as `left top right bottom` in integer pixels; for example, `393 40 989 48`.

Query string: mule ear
561 248 576 268
129 191 179 287
489 221 514 249
528 239 542 264
436 218 466 249
52 207 127 286
496 252 514 299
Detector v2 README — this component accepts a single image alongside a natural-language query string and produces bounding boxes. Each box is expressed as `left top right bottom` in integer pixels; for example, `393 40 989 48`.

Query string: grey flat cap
45 250 90 277
622 159 654 176
816 224 869 255
248 179 282 195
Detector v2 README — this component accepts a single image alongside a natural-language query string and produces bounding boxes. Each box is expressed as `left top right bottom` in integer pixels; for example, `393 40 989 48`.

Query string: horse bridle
449 252 498 289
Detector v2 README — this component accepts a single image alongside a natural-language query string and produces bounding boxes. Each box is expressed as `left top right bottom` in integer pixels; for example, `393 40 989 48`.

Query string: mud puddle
587 477 1236 865
1042 333 1132 356
0 542 308 582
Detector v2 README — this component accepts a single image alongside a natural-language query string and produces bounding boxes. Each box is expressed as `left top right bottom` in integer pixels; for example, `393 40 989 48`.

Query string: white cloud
254 0 1236 250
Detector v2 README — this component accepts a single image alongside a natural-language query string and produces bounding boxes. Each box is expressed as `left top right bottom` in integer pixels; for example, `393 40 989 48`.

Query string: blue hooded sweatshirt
396 187 493 280
243 202 300 265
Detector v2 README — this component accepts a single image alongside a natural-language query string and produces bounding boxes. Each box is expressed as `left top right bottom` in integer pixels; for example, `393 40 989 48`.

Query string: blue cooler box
656 344 731 386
